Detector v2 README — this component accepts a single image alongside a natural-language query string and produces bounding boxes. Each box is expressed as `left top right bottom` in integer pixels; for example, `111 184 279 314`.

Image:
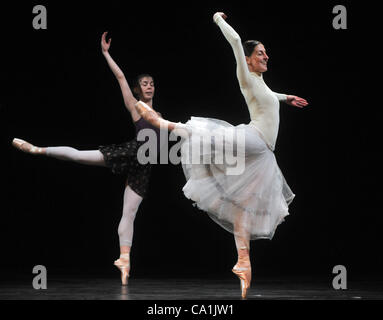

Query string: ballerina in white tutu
135 12 308 298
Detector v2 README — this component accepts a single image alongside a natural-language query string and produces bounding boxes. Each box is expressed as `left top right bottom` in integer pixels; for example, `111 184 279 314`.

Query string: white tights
45 146 143 248
45 147 106 166
118 184 143 247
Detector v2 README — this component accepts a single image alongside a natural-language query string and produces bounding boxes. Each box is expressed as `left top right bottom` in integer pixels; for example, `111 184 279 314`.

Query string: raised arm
213 13 252 89
101 32 140 121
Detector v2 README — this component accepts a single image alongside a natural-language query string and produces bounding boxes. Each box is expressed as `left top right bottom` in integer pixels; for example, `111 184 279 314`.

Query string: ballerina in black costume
12 32 161 285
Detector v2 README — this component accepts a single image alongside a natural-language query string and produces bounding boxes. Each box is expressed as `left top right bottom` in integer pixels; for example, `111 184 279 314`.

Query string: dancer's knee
122 202 140 220
73 150 105 165
46 146 80 161
70 149 85 162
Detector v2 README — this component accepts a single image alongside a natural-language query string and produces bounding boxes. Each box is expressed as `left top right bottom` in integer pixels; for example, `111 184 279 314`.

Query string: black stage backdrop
0 1 381 282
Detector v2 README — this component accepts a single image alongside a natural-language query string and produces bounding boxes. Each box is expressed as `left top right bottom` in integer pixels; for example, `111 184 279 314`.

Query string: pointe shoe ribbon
12 138 45 155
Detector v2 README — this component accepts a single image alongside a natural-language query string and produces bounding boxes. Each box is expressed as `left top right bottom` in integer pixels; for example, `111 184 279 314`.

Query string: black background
0 0 381 284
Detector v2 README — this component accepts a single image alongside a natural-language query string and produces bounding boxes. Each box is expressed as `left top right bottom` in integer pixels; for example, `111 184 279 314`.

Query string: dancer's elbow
227 33 241 47
116 72 125 81
232 33 241 43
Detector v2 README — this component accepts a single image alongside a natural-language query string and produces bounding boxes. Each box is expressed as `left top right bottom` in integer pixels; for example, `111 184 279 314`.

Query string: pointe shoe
232 248 252 299
114 254 130 286
232 264 251 299
12 138 45 155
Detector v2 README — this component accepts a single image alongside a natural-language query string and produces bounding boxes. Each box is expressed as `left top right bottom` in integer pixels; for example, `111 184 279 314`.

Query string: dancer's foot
12 138 46 155
114 253 130 286
232 248 252 299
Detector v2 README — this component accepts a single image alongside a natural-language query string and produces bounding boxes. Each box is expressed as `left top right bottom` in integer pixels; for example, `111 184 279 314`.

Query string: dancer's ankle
38 147 47 155
237 247 250 264
118 254 130 262
119 246 131 260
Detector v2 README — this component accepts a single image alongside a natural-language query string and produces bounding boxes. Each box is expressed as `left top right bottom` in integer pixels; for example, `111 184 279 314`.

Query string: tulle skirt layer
180 117 295 240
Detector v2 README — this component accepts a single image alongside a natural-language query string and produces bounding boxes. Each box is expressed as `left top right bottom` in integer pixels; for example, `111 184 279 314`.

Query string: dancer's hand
101 32 112 53
286 95 309 108
213 12 227 21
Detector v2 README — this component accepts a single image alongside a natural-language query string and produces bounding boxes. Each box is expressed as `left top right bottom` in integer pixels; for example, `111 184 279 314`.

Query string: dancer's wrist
213 12 227 24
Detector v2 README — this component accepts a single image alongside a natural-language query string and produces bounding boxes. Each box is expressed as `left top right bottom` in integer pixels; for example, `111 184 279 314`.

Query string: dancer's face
246 44 269 74
138 77 155 101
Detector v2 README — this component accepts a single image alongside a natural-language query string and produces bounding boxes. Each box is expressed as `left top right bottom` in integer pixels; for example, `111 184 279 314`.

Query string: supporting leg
114 181 143 285
233 210 252 299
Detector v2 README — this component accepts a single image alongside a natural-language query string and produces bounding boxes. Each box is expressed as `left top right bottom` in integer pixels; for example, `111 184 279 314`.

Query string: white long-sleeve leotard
214 14 287 151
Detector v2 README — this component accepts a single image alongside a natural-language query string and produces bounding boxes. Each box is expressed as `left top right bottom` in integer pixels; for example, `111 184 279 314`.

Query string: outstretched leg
114 181 143 285
45 147 105 166
12 138 106 166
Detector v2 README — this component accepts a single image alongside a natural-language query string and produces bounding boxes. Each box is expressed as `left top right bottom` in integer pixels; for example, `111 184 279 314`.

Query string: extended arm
273 92 288 102
274 91 308 108
213 13 252 89
101 32 140 121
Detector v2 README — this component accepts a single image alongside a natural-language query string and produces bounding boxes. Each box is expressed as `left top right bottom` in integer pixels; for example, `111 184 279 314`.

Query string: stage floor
1 276 382 300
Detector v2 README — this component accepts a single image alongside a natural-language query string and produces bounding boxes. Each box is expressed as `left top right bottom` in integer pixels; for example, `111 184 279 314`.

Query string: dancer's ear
245 56 251 66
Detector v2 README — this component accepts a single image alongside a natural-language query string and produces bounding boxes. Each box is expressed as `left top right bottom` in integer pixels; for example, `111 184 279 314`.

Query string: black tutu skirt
99 139 152 198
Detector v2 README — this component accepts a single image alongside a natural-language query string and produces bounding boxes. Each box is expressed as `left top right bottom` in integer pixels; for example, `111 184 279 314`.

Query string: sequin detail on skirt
99 139 151 198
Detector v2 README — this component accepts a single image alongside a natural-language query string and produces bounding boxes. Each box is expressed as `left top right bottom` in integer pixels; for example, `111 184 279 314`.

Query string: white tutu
180 117 295 240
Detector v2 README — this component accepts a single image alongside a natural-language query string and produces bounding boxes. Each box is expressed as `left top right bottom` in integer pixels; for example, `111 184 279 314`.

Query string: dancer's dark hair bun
243 40 261 57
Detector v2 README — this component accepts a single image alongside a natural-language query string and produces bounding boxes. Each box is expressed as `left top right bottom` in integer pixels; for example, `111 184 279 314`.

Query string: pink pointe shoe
232 264 252 299
12 138 45 155
232 248 252 299
114 254 130 286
